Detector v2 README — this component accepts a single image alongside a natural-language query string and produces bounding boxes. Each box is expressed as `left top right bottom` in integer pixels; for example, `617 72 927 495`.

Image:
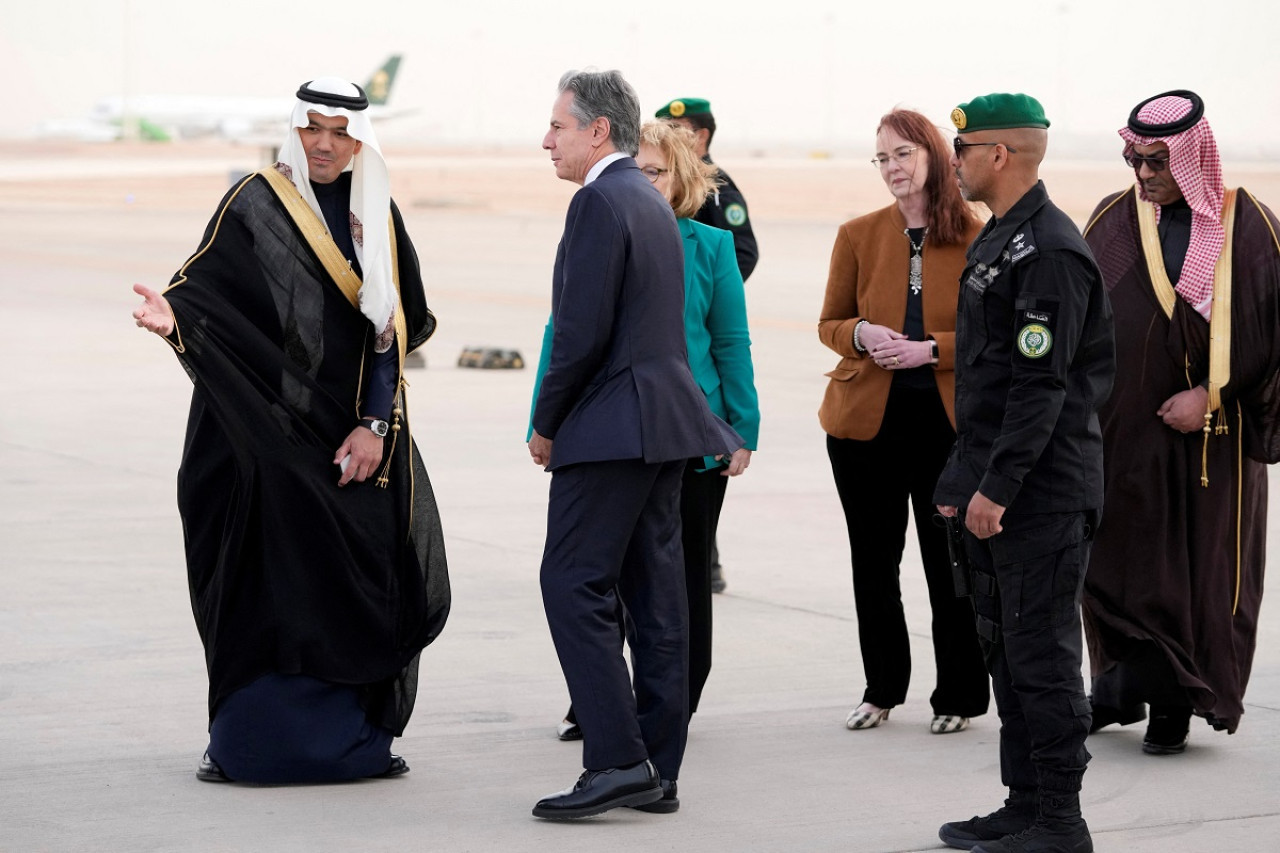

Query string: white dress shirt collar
585 151 628 185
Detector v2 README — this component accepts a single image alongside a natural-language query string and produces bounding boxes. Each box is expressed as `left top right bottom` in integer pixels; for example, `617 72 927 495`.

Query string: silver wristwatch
360 418 389 437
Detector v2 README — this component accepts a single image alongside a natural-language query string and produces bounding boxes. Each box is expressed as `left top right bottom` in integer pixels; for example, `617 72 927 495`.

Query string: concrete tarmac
2 144 1278 852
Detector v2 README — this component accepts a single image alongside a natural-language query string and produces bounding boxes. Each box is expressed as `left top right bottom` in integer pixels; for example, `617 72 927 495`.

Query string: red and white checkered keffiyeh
1119 95 1224 319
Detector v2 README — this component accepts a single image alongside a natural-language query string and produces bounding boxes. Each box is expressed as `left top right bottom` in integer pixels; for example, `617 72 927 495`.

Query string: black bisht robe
1081 186 1280 733
162 170 449 735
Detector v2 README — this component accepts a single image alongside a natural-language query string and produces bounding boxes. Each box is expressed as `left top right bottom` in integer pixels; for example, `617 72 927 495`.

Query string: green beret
656 97 711 119
951 93 1050 133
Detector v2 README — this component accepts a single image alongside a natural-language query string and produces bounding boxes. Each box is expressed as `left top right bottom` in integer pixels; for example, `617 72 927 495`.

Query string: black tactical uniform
695 160 758 282
935 180 1115 796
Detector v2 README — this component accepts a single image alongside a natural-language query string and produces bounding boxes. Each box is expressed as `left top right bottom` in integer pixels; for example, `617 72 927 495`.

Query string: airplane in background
36 55 408 143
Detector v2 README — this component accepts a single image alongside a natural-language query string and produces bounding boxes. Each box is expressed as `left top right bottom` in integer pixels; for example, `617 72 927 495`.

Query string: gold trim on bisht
163 172 260 354
1134 186 1238 487
260 165 413 490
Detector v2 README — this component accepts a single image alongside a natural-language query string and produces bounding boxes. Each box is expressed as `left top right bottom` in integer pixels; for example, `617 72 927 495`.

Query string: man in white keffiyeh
129 74 447 786
1081 90 1280 763
278 76 397 351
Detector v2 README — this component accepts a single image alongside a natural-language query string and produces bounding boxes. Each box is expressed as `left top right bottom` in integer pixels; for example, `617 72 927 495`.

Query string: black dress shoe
532 760 662 819
196 752 231 783
632 778 679 813
1143 705 1191 755
371 754 410 778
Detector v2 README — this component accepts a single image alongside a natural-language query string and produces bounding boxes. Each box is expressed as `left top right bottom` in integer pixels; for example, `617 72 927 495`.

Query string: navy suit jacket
533 157 742 470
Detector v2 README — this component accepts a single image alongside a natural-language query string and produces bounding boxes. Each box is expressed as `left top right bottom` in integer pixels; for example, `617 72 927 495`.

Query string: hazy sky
4 0 1278 158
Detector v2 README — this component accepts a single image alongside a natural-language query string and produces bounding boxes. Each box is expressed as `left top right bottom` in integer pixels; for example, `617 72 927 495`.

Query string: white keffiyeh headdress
277 76 396 351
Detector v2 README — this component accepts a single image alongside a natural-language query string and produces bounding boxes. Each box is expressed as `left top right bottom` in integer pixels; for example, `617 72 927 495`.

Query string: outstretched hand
132 283 175 337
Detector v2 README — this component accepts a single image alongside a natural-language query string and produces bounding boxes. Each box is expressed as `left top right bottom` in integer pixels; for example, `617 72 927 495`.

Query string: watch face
365 419 389 436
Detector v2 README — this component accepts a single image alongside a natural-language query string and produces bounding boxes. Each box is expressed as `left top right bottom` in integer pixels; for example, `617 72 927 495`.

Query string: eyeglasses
870 147 918 168
952 138 1019 157
1124 152 1169 172
641 166 669 183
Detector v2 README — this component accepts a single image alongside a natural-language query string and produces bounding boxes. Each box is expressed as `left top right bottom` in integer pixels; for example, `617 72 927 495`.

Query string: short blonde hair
640 120 720 219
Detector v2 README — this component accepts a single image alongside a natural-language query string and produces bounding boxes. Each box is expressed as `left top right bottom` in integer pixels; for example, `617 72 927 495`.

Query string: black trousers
966 511 1095 793
540 458 688 781
681 459 730 714
827 386 989 715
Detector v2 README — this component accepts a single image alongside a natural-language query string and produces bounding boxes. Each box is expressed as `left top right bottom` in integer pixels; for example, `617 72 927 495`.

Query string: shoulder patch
724 203 747 227
1017 323 1052 359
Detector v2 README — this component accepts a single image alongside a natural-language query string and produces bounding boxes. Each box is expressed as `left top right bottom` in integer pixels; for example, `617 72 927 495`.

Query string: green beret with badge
656 97 712 119
950 93 1050 133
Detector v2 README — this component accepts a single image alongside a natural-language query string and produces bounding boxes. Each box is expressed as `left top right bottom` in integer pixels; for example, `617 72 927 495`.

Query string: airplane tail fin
364 55 402 106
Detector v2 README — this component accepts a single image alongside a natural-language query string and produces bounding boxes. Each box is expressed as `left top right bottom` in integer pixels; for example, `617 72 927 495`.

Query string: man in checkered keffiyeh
1117 90 1224 319
1080 90 1280 761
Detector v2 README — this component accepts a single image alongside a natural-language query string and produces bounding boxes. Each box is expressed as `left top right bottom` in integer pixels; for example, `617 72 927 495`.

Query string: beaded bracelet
853 319 868 353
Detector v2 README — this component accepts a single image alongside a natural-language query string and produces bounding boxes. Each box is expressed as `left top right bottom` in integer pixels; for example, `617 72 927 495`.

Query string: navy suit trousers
540 457 689 781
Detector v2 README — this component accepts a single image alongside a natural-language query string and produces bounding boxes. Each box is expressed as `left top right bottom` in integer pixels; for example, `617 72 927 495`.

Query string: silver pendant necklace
906 228 927 295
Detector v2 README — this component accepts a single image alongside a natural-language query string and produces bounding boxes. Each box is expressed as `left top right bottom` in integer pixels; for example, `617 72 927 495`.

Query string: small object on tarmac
457 347 524 369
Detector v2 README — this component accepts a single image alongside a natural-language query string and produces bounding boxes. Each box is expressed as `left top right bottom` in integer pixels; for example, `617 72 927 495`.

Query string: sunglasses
952 138 1019 157
1124 152 1170 172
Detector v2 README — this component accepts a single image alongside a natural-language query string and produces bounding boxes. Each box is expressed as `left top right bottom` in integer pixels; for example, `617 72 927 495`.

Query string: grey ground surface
2 145 1277 852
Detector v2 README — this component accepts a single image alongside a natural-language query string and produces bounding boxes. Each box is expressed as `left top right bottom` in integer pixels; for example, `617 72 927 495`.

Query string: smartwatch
360 418 390 437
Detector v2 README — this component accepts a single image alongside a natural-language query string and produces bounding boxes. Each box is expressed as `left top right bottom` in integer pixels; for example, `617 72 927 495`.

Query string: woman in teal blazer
533 120 759 736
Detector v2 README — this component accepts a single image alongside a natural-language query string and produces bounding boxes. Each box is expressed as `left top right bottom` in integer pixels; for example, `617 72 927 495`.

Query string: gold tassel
1200 409 1213 488
375 390 404 489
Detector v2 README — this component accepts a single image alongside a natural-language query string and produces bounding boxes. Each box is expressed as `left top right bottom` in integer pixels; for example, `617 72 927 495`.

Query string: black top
695 159 759 281
896 227 934 391
312 173 397 420
935 181 1116 513
1157 197 1192 284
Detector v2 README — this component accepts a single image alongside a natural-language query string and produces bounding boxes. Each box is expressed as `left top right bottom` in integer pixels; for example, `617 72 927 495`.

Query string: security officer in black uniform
656 96 758 595
656 97 759 283
933 93 1114 853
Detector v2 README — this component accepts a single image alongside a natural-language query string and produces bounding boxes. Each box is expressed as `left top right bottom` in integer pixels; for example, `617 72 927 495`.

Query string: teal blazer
530 218 759 455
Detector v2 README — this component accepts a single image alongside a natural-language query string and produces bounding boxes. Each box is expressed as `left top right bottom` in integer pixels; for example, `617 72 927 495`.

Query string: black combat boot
971 790 1092 853
938 788 1036 850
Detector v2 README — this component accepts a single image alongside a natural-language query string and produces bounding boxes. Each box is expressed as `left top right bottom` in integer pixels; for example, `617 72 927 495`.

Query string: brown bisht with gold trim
1081 185 1280 733
160 167 449 735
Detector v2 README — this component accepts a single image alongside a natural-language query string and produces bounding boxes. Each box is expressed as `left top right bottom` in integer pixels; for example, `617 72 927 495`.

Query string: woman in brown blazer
819 108 989 734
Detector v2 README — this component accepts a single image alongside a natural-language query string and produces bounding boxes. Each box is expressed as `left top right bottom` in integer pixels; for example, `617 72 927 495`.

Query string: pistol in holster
937 513 972 598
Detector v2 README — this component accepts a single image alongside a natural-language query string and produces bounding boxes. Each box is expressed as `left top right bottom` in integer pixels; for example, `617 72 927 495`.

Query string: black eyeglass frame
952 138 1019 157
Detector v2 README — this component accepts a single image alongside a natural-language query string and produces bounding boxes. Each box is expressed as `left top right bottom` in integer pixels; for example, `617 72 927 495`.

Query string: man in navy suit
529 69 742 820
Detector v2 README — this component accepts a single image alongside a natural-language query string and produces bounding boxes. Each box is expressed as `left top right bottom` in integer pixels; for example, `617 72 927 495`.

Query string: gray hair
557 69 641 157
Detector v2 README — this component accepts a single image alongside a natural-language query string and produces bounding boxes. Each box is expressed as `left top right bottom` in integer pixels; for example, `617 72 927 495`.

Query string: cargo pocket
990 514 1087 629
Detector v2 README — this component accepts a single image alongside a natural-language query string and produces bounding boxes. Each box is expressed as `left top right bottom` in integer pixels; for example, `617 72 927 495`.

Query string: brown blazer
818 203 981 440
